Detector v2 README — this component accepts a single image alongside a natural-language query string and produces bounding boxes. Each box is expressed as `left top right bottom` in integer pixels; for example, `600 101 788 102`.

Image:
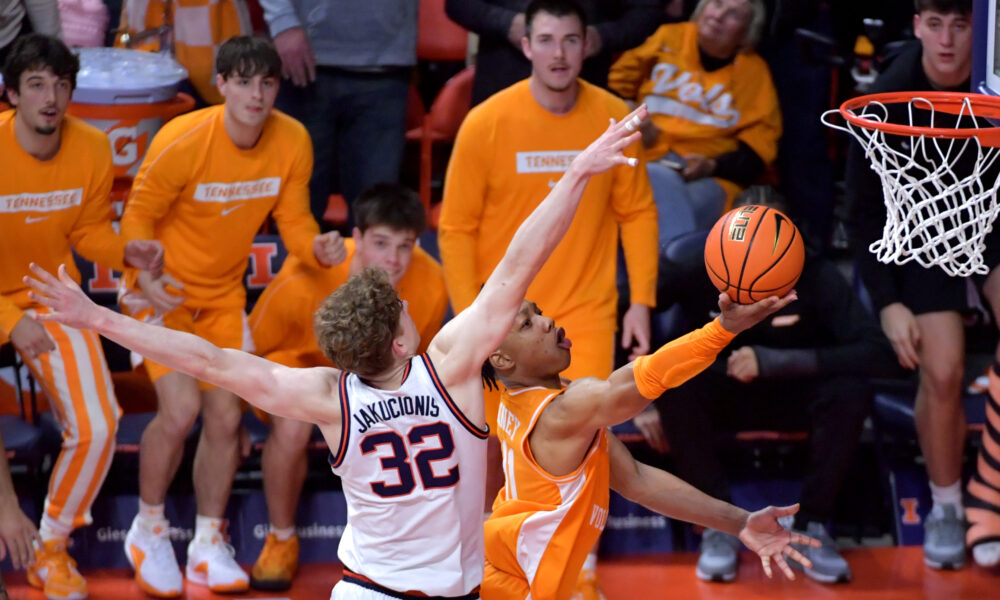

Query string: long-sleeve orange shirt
120 105 320 310
248 239 448 368
438 79 658 329
609 22 782 201
0 111 121 336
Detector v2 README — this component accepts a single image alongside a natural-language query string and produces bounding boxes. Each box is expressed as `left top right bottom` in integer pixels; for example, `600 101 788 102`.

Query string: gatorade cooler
67 48 194 180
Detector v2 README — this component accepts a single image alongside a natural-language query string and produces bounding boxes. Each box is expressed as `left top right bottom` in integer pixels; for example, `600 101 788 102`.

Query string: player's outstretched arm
607 434 819 580
546 291 797 436
430 105 647 376
24 264 341 426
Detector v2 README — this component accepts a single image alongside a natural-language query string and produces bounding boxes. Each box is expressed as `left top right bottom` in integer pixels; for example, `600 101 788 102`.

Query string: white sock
270 525 295 541
39 514 72 543
193 515 224 545
929 481 963 516
136 500 168 531
973 542 1000 567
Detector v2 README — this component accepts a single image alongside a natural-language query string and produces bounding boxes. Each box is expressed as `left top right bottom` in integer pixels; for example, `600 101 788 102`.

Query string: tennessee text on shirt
1 189 84 212
192 177 281 202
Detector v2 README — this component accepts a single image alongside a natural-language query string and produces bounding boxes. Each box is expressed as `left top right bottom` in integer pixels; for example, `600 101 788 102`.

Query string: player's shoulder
145 105 219 156
466 80 532 126
62 115 112 153
267 109 311 142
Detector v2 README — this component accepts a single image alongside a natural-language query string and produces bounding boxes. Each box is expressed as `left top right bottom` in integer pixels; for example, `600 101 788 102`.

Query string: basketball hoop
822 91 1000 277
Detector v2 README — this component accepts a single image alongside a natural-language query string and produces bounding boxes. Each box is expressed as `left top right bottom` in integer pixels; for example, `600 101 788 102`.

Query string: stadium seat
405 65 475 227
416 0 468 62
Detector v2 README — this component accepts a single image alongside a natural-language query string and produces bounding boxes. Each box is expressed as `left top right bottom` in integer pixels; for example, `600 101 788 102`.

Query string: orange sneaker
250 533 299 590
27 539 87 600
570 567 606 600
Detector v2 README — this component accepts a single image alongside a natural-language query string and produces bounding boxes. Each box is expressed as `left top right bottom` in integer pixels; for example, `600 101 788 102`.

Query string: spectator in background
609 0 781 247
259 0 414 231
247 184 448 591
439 1 658 595
446 0 663 106
115 0 253 105
117 36 343 597
644 188 896 584
0 0 60 66
1 34 163 599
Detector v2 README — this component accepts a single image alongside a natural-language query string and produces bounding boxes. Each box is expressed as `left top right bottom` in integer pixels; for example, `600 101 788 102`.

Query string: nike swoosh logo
25 216 48 224
221 204 244 216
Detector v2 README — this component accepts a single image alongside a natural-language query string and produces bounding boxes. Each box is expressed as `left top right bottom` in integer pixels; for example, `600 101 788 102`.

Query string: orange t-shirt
0 111 120 335
485 385 609 600
248 239 449 368
120 105 320 310
439 79 658 329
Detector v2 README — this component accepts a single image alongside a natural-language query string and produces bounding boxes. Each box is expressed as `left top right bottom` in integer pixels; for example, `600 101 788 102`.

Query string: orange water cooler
66 48 194 215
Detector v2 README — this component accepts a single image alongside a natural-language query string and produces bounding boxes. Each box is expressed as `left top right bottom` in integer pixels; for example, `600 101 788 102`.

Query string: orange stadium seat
417 0 468 62
406 65 475 228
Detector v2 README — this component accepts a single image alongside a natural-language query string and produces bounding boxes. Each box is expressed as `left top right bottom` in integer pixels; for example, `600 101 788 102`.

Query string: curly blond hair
314 267 402 377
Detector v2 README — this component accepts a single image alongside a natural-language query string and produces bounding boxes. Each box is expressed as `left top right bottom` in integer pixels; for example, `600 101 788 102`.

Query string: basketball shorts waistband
341 569 480 600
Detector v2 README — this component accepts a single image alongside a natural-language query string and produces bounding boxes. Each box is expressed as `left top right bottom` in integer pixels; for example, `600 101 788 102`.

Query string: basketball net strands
822 92 1000 277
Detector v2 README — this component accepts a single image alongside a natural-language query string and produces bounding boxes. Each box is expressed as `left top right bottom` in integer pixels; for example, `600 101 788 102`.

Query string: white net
822 96 1000 277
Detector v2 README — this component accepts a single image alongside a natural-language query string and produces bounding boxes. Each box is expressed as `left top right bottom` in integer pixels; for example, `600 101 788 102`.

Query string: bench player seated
482 293 820 600
247 183 448 590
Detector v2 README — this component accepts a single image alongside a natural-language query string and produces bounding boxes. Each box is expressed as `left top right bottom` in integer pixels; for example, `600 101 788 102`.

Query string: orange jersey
439 79 658 331
608 22 781 201
248 239 448 368
0 111 120 335
485 385 609 600
121 105 320 309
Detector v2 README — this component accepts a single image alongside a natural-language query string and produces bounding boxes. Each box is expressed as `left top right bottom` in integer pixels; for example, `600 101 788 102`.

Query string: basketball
704 205 805 304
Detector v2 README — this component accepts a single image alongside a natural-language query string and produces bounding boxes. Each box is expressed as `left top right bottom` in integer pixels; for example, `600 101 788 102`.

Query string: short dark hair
354 184 426 235
525 0 587 36
314 267 402 377
914 0 972 14
2 34 79 95
215 35 281 81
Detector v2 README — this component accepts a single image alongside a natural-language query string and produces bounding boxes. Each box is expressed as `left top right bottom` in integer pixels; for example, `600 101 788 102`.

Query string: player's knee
157 407 200 439
919 363 964 399
201 405 243 440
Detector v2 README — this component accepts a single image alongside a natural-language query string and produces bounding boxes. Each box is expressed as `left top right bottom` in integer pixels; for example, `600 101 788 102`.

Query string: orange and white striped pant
19 312 121 535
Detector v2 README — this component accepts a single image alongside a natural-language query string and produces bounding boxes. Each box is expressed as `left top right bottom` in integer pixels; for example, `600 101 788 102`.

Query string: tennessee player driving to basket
116 35 345 596
23 104 651 600
1 33 164 600
482 292 822 600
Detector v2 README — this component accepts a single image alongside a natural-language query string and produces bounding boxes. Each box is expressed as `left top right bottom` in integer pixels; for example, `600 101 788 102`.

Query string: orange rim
838 91 1000 147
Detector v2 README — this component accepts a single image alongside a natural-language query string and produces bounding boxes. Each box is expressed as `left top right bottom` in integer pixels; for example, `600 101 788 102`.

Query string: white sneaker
185 537 249 593
124 517 183 598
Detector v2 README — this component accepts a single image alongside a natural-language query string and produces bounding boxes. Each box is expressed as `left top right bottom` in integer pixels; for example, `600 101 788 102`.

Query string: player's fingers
27 292 56 311
305 51 317 83
774 554 795 580
760 555 772 578
772 503 800 517
784 545 813 567
160 273 185 292
23 274 54 298
28 262 59 287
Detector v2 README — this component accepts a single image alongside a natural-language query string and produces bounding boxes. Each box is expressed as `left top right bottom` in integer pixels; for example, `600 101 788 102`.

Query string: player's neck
528 75 579 115
362 357 413 390
13 111 62 161
222 109 265 150
502 371 563 391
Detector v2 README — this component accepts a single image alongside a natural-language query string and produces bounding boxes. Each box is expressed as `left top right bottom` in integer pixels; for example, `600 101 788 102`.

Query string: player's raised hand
24 264 104 331
738 503 821 580
569 104 647 177
124 239 165 277
314 231 347 267
717 291 796 335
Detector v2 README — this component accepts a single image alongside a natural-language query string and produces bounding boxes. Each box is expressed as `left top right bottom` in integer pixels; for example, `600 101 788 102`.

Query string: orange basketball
704 205 805 304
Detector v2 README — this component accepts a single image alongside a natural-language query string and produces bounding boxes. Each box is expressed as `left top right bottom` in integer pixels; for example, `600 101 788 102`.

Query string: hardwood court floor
2 547 997 599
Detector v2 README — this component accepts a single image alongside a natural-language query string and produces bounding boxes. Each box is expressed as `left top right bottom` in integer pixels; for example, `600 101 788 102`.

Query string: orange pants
20 313 121 535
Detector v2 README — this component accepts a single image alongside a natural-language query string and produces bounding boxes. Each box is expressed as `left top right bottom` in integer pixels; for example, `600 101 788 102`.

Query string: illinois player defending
117 35 344 596
482 294 822 600
1 34 163 600
24 105 652 599
247 184 448 590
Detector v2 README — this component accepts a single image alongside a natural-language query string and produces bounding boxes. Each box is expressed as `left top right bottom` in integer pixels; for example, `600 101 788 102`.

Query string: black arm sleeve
591 0 663 54
712 141 765 187
445 0 519 39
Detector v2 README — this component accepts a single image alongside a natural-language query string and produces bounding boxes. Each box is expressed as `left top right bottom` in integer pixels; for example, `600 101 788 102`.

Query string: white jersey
330 353 489 597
